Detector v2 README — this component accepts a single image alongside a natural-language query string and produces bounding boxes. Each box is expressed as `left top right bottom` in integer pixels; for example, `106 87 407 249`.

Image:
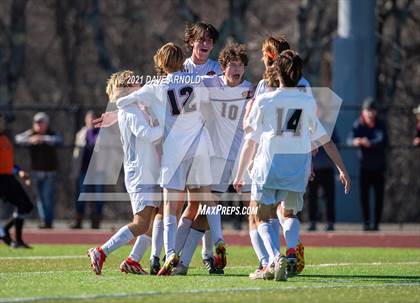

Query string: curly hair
218 43 248 69
106 70 135 102
261 36 290 87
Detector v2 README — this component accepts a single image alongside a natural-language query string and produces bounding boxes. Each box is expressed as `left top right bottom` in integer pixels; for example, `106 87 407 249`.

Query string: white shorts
161 155 213 191
129 186 161 215
251 183 304 215
211 157 251 193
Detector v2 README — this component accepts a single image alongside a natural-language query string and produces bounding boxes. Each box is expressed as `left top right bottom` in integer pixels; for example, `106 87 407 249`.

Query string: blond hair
153 43 185 76
105 70 135 103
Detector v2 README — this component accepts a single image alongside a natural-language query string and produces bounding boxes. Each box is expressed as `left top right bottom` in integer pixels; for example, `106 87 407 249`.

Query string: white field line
228 261 420 269
1 283 420 303
0 255 86 260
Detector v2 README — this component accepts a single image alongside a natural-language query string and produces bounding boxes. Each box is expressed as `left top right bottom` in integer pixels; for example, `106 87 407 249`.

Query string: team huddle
87 22 351 281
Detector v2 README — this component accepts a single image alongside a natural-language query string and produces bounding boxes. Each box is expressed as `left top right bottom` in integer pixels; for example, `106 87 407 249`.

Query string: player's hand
93 111 118 128
18 170 31 186
360 137 371 147
339 170 351 194
29 135 43 144
233 177 244 193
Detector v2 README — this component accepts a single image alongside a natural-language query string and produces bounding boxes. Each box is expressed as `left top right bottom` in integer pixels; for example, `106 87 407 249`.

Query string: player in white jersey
87 71 162 275
172 43 253 275
243 36 311 279
173 22 229 274
234 50 350 281
116 43 226 276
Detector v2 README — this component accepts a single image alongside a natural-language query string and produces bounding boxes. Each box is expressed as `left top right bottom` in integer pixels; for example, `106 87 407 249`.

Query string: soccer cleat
249 263 266 280
120 258 148 275
11 240 32 249
286 248 297 277
214 240 227 270
171 262 188 275
87 247 106 275
203 257 224 275
274 255 288 281
157 253 179 276
150 256 161 275
296 240 305 274
263 262 275 280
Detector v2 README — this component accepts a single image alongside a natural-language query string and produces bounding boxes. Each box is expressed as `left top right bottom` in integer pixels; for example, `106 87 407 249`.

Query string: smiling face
223 60 245 87
190 31 214 64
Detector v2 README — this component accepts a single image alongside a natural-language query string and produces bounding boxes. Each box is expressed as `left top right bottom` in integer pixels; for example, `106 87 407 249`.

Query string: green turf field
0 245 419 303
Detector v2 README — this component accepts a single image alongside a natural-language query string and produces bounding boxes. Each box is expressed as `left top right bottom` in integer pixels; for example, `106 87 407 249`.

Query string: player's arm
322 140 351 194
93 111 118 128
242 98 255 132
233 138 257 193
129 112 162 143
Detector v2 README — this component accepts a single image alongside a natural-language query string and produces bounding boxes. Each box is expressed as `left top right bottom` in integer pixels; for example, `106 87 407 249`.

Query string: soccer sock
277 207 285 227
4 217 14 232
269 218 281 252
129 234 152 262
257 222 280 265
249 228 269 266
150 217 163 259
175 217 192 254
101 225 134 256
283 217 301 250
201 230 213 259
180 228 204 267
163 215 177 257
206 212 224 244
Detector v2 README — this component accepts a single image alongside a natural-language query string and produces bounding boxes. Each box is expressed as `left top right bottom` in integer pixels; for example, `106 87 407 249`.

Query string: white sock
277 206 285 227
249 228 269 266
283 217 301 250
129 234 152 262
257 222 279 265
163 215 177 257
206 212 224 244
269 218 281 252
101 225 134 256
201 230 213 259
180 228 204 267
150 217 163 259
175 217 192 254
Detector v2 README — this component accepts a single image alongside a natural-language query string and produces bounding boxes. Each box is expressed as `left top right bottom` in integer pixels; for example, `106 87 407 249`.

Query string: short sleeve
117 84 156 108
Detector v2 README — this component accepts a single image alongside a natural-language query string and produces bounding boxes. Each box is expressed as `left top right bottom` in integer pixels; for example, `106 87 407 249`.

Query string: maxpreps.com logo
198 205 258 216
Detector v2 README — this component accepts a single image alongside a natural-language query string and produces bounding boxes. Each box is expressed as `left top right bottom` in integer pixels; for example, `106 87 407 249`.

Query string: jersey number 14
277 108 302 136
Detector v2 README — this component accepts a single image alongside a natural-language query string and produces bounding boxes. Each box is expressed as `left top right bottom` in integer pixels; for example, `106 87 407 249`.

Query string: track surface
21 229 420 248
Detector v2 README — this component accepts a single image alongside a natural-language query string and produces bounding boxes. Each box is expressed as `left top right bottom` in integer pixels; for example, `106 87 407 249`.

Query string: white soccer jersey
118 103 162 193
204 75 252 160
116 71 213 185
183 57 222 76
248 88 326 192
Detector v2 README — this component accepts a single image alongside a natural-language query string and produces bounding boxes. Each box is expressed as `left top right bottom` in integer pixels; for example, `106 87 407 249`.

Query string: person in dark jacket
307 131 339 232
15 112 62 229
348 98 388 231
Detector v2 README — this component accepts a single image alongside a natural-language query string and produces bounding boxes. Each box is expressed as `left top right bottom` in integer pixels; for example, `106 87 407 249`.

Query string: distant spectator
307 131 339 232
70 111 104 229
15 112 62 229
413 105 420 146
348 98 388 231
0 112 34 248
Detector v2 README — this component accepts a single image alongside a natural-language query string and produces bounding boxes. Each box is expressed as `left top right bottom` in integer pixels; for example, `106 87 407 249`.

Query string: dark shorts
0 175 34 215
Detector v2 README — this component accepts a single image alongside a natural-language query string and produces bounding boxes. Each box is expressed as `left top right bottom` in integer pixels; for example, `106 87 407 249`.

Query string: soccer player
172 43 253 275
175 21 225 274
234 50 350 281
87 70 162 275
244 36 310 279
0 113 34 248
116 43 223 276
